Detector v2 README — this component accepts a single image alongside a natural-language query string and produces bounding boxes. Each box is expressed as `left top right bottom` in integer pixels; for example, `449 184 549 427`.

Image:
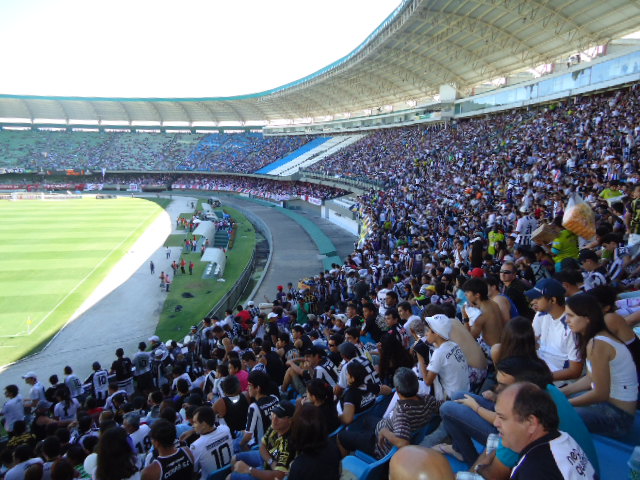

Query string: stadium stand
0 131 316 174
3 73 640 480
254 137 331 174
267 134 368 176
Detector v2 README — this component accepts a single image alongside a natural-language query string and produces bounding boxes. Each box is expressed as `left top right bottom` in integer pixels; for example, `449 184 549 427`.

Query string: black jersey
154 448 194 480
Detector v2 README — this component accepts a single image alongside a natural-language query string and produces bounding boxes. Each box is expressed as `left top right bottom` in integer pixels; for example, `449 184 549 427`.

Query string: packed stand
176 133 313 173
0 131 313 174
171 175 347 201
2 84 640 480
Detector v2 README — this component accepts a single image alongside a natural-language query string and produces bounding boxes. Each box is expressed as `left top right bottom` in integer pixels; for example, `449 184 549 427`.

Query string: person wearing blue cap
525 278 583 384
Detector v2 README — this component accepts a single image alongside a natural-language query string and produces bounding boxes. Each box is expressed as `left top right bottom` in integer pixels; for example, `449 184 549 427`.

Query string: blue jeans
575 401 635 439
440 392 497 465
230 450 263 480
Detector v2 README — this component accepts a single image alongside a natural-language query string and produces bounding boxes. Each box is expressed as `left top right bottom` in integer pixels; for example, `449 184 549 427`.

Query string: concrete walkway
0 195 194 386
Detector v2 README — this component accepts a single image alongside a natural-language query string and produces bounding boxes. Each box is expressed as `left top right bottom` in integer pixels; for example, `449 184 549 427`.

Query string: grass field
155 205 256 339
0 196 166 366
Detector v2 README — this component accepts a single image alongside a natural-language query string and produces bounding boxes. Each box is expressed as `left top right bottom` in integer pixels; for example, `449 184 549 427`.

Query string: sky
0 0 402 98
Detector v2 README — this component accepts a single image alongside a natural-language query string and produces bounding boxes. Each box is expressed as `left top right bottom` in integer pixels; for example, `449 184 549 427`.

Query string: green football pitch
0 196 165 367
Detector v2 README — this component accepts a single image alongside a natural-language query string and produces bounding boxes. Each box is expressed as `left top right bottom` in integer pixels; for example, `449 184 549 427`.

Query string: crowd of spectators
0 131 314 174
171 176 347 201
176 133 312 173
2 83 640 479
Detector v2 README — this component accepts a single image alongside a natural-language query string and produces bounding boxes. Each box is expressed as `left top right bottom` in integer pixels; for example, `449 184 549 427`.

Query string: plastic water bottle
485 433 500 455
628 446 640 479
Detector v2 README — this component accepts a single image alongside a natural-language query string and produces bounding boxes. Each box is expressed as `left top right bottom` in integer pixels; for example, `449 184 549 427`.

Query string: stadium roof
1 0 639 125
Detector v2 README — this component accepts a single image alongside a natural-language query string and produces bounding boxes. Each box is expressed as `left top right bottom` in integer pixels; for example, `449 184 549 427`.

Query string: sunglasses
499 270 515 274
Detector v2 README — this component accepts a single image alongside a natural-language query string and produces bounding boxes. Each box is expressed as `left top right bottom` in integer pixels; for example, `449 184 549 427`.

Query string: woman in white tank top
562 293 638 439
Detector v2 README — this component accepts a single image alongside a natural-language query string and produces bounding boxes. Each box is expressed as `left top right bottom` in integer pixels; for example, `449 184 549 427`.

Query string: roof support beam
470 0 600 48
221 101 246 124
380 48 467 87
54 100 70 124
416 11 545 65
20 99 34 122
118 102 133 125
146 102 163 124
172 101 193 125
196 102 220 125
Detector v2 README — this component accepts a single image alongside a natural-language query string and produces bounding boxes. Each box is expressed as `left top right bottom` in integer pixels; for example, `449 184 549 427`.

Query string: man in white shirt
22 372 50 411
64 366 85 401
1 385 24 433
4 445 42 480
124 413 151 466
514 210 538 248
416 315 470 401
190 406 233 479
376 277 395 317
398 302 421 345
525 279 583 383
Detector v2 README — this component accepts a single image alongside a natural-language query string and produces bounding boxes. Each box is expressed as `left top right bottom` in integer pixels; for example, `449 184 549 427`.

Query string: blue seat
592 435 633 479
340 416 442 480
411 416 441 444
368 392 394 419
341 447 398 480
206 464 232 480
616 410 640 445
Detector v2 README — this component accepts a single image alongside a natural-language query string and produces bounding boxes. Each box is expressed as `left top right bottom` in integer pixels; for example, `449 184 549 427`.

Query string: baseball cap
525 278 566 300
334 314 347 323
247 300 254 306
579 250 599 262
469 267 485 278
148 335 160 343
154 349 168 361
338 342 358 359
425 314 452 340
267 312 278 319
304 345 326 357
190 325 198 330
21 371 37 379
273 400 295 418
184 394 203 406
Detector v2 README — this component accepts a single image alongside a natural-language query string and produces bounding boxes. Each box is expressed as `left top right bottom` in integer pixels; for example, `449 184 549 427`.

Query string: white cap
154 349 168 361
425 314 452 340
21 371 37 379
247 300 254 306
267 312 278 319
334 314 347 323
148 335 160 343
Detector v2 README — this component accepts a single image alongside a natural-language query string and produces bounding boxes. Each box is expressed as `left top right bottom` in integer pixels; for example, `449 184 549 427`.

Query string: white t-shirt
377 288 391 316
29 382 51 409
5 459 43 480
65 374 85 398
533 312 580 373
515 215 538 246
54 398 81 421
190 425 234 479
133 351 152 376
129 424 152 465
404 315 422 334
427 341 470 401
1 395 24 432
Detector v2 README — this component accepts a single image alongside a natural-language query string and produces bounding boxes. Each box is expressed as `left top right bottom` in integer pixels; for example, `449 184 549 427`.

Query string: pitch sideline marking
16 204 161 338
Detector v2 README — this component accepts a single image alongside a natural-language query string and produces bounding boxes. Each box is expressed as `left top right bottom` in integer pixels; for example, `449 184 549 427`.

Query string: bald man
389 446 454 480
